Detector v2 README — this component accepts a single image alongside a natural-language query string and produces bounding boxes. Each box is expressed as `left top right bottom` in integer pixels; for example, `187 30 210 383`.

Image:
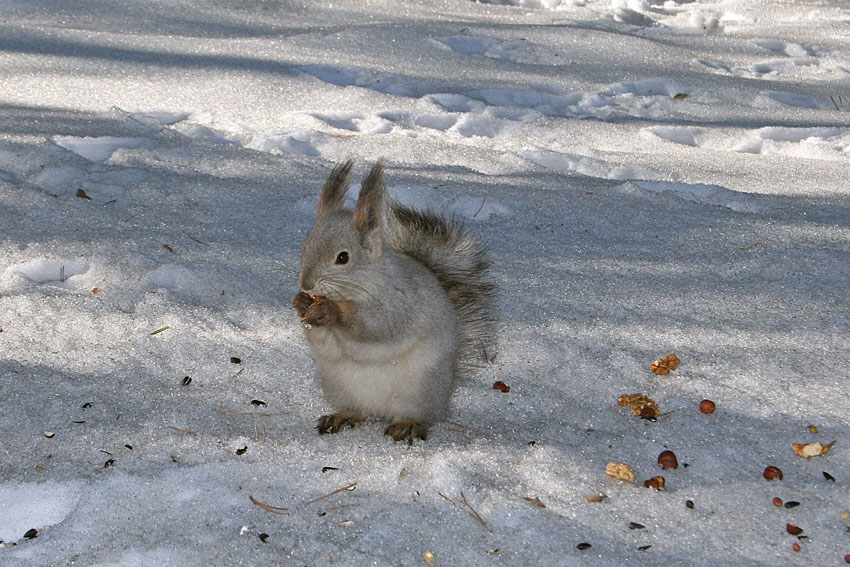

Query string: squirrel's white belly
309 326 455 423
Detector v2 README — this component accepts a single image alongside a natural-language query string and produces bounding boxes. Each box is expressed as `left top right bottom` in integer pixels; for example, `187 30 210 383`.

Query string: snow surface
1 0 849 565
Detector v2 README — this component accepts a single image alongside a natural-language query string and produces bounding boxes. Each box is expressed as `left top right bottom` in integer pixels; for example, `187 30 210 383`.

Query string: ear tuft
353 161 385 248
317 160 355 217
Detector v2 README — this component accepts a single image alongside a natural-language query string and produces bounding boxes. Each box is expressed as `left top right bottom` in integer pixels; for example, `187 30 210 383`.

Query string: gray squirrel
293 160 493 444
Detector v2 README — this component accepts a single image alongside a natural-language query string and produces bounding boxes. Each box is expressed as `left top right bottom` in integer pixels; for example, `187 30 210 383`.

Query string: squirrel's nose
299 271 314 292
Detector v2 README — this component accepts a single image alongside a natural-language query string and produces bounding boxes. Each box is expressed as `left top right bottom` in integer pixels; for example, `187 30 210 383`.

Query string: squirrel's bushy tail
363 163 494 368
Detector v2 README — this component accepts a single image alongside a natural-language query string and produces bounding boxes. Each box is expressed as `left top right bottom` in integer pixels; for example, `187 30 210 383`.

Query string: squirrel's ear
353 161 385 251
317 160 355 217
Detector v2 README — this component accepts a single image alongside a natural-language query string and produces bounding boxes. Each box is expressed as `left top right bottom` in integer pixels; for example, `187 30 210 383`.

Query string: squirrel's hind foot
317 411 364 435
384 421 428 445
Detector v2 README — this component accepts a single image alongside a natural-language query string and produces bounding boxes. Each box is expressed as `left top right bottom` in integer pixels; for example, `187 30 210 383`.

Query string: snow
1 0 849 566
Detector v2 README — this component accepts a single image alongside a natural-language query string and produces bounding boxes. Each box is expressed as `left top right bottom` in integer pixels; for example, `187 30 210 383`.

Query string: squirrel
293 160 493 444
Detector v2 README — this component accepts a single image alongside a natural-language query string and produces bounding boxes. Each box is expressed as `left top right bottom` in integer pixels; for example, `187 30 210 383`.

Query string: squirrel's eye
335 251 349 265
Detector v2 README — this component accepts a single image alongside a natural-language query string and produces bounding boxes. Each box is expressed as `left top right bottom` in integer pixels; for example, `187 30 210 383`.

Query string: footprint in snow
7 259 91 290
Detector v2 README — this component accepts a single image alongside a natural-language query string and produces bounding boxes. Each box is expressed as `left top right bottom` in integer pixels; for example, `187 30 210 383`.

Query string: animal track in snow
414 114 506 138
434 36 536 64
646 125 850 160
310 113 394 134
752 39 816 58
298 65 413 97
757 91 830 110
53 136 150 162
623 180 766 213
735 127 850 159
8 259 91 289
523 150 661 182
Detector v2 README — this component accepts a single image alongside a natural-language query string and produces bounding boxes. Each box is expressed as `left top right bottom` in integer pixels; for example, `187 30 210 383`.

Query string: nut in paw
302 297 340 326
292 291 313 318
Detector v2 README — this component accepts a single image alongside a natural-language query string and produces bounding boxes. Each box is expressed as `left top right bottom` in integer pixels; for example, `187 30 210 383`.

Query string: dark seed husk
784 501 800 509
824 471 836 482
251 400 267 407
104 459 115 468
258 533 269 543
182 376 192 386
686 500 695 509
322 467 339 473
24 529 38 539
576 543 591 550
628 522 646 530
638 545 652 551
236 446 247 455
231 357 242 364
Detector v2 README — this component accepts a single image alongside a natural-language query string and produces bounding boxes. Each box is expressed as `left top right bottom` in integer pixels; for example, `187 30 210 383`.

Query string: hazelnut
699 400 716 414
773 497 782 507
786 523 803 536
492 381 510 393
763 466 783 481
792 543 801 552
658 450 679 470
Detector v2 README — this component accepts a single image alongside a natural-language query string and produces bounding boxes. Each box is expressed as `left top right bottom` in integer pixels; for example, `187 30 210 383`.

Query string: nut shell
605 462 636 483
643 476 665 491
650 354 680 375
699 400 716 414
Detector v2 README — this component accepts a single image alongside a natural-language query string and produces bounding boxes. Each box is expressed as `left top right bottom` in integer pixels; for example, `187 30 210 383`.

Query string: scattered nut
773 497 783 507
644 476 665 491
786 523 803 536
792 542 801 552
650 353 680 375
763 466 783 481
844 553 850 564
605 462 636 483
44 431 55 438
585 493 607 503
792 441 834 458
658 450 679 470
492 381 510 393
423 551 435 565
841 509 850 521
699 400 716 414
618 393 659 419
808 425 818 434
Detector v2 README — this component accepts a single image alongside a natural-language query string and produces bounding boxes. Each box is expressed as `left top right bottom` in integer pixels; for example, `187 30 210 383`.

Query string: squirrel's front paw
302 297 340 326
293 292 313 317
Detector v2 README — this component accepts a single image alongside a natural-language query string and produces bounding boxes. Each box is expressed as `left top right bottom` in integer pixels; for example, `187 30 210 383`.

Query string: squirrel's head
298 160 387 298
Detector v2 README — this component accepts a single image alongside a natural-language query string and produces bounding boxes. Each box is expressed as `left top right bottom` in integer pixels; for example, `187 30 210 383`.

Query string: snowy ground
1 0 849 565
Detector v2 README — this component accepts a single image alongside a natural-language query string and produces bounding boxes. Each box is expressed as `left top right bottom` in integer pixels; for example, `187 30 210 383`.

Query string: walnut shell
605 462 636 483
791 441 834 458
650 354 680 375
618 393 659 419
